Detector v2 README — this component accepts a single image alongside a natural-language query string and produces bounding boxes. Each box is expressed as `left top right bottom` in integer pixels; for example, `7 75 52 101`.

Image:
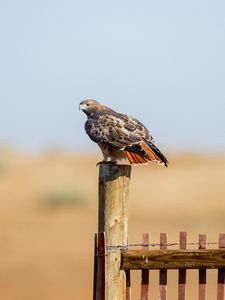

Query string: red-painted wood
217 234 225 300
159 233 168 300
178 232 187 300
141 233 150 300
199 234 206 300
126 270 131 300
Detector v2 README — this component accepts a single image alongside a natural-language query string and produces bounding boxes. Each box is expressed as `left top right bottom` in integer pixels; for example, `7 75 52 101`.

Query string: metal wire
106 241 221 252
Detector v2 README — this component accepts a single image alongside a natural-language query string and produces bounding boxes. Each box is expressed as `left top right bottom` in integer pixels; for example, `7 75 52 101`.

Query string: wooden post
98 163 131 300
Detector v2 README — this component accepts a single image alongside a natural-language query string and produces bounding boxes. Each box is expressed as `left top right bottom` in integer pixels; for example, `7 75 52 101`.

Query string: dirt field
0 149 225 299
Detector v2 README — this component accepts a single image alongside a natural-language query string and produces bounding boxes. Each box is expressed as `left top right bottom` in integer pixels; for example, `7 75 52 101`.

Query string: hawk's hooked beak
79 103 84 110
79 103 84 111
79 102 87 113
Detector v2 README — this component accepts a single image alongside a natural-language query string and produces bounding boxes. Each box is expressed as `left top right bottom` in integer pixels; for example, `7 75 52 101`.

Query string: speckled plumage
79 99 168 166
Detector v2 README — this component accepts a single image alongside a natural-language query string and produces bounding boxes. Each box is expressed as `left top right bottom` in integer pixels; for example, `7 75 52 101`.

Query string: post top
98 163 131 181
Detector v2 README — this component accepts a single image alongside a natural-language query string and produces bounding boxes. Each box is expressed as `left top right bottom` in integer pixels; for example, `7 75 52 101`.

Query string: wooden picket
159 233 167 300
198 234 206 300
126 269 131 300
217 234 225 299
94 232 106 300
178 232 187 300
140 233 150 300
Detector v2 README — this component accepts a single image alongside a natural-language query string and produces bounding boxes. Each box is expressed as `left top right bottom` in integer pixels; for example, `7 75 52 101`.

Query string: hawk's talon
96 161 117 167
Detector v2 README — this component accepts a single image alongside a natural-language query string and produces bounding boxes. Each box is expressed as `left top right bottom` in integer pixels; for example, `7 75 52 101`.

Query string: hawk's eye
86 103 90 107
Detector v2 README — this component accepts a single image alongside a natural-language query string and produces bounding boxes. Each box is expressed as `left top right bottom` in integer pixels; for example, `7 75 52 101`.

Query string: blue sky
0 0 225 153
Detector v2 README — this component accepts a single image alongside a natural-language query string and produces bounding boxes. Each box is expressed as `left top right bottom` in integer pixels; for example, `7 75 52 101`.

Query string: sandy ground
0 149 225 299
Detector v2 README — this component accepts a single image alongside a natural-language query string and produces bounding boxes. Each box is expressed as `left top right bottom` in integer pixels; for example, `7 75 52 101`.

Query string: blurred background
0 1 225 299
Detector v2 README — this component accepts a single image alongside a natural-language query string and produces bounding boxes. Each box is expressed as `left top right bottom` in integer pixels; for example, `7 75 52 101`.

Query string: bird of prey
79 99 168 166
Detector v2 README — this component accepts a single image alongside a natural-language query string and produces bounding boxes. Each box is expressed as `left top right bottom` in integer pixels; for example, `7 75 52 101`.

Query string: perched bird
79 99 168 166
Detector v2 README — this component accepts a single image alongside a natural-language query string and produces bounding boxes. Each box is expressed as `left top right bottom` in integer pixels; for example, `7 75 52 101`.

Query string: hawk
79 99 168 166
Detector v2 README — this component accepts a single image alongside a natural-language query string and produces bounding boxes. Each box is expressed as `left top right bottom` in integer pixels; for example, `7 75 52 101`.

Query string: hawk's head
79 99 100 116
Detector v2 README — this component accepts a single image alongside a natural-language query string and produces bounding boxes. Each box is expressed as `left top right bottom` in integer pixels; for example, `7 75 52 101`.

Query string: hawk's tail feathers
125 151 149 165
125 142 168 166
142 141 168 167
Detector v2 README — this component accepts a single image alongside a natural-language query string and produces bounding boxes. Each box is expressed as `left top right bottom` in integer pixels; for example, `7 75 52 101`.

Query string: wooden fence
94 231 225 300
93 163 225 300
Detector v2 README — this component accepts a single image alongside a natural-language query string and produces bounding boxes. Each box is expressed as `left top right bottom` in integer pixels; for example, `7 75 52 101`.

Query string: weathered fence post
98 163 131 300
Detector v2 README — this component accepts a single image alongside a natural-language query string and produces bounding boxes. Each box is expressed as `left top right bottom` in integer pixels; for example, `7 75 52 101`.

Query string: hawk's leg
97 144 121 166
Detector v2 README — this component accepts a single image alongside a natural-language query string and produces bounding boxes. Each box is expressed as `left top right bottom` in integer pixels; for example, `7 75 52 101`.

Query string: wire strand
106 241 221 252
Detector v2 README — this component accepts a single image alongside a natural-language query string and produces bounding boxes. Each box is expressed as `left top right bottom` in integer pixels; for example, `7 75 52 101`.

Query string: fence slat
217 233 225 300
159 233 168 300
96 232 106 300
126 270 131 300
199 234 206 300
141 233 150 300
178 232 187 300
93 234 98 300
